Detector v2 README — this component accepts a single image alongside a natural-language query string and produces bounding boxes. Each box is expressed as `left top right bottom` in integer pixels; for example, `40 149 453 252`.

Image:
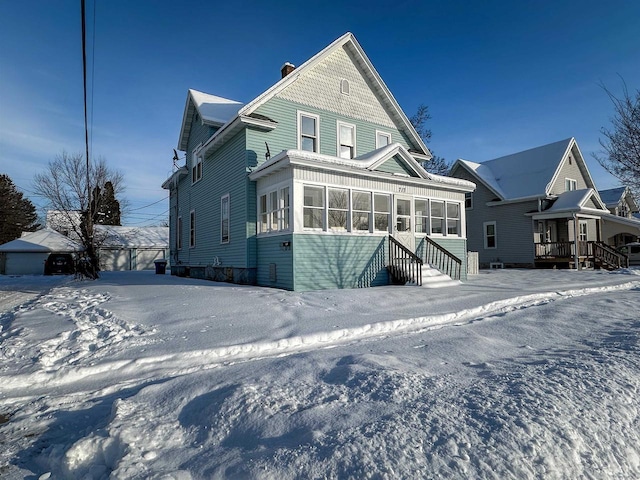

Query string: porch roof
526 188 608 219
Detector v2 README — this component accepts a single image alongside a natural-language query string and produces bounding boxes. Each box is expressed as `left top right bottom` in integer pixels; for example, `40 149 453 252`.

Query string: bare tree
410 104 451 176
595 82 640 196
33 151 125 279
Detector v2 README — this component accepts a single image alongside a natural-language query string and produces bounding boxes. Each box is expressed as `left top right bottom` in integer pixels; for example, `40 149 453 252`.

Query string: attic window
340 79 350 95
194 112 199 123
568 155 572 165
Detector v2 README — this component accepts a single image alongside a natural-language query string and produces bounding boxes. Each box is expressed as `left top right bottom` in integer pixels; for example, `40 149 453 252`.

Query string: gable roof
0 228 83 253
452 138 596 202
249 143 474 191
178 89 244 151
95 226 169 248
185 32 430 160
598 186 639 211
544 188 607 214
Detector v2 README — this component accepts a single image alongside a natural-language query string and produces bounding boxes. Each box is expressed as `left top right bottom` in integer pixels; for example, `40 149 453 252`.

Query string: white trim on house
337 120 356 159
484 221 497 249
375 130 391 149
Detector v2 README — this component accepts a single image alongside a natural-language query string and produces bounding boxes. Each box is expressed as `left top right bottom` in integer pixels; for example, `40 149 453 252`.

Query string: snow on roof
461 138 574 200
544 189 596 213
0 228 83 253
598 187 627 206
95 226 169 248
189 89 244 126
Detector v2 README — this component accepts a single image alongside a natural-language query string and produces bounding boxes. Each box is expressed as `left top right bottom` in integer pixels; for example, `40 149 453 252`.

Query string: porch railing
423 236 462 280
534 241 628 270
592 241 628 270
388 235 423 286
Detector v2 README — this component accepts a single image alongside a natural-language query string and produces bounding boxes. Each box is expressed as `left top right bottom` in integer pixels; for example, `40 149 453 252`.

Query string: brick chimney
281 62 296 78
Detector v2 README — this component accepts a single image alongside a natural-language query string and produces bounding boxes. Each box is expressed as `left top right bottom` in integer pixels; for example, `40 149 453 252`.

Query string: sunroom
249 144 475 291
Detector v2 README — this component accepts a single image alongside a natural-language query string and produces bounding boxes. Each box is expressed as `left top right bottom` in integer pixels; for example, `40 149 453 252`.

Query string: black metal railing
423 236 462 280
388 235 423 286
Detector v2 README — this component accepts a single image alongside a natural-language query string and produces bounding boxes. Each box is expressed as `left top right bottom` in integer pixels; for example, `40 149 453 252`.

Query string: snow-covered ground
1 268 640 479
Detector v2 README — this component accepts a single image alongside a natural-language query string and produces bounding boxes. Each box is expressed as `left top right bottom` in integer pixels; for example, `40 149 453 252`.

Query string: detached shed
0 228 83 275
96 226 169 271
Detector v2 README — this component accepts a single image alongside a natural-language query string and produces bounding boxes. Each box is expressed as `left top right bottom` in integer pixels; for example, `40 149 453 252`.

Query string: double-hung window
192 150 202 183
352 191 371 231
303 186 324 229
430 201 444 234
221 195 230 243
328 188 348 230
376 130 391 148
447 203 460 235
579 220 588 242
189 210 196 248
338 122 356 159
374 194 390 232
177 216 183 250
565 178 577 191
415 199 429 234
484 221 497 249
465 192 473 209
299 112 319 152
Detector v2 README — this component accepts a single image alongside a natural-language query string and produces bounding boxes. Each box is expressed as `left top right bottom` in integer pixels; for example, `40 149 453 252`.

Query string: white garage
96 226 169 271
0 228 83 275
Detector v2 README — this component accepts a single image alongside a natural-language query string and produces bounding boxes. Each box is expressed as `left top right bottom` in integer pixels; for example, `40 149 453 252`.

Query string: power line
128 196 169 211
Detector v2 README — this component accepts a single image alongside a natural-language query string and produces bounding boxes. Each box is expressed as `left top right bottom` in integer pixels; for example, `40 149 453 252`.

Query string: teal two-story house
162 32 475 291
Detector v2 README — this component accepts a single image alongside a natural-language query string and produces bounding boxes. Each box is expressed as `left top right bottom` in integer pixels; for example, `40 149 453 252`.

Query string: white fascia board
161 166 188 189
601 212 640 229
452 160 505 200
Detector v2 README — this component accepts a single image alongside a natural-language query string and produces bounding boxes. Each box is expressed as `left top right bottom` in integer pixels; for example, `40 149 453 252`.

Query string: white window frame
221 194 230 244
430 200 445 235
191 146 203 184
303 185 325 230
351 190 372 232
328 187 349 231
446 202 461 236
579 220 588 242
298 111 319 153
259 194 268 234
484 221 497 249
279 186 290 231
177 215 183 250
414 198 429 234
340 79 350 95
189 210 196 248
373 193 390 233
565 178 577 191
337 121 356 159
375 130 392 149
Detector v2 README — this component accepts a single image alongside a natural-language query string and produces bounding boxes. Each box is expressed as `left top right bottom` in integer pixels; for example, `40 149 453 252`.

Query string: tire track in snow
2 280 639 393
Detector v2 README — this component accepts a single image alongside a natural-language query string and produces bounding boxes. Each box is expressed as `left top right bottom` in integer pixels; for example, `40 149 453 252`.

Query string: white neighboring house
95 226 169 271
0 228 83 275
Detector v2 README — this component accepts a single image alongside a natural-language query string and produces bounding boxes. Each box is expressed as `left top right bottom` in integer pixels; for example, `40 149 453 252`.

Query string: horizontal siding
549 145 590 195
375 156 417 176
418 237 468 280
256 234 294 289
293 234 388 291
452 167 536 266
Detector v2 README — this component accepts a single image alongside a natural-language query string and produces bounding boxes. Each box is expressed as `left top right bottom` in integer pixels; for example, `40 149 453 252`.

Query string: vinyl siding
256 234 294 289
375 156 417 176
417 237 468 280
252 97 414 164
293 234 388 291
549 146 591 195
452 166 537 266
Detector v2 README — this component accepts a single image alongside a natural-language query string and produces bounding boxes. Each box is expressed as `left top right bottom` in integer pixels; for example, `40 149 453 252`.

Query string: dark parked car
44 253 75 275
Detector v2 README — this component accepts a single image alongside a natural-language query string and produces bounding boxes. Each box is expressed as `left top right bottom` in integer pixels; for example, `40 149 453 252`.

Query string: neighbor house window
298 112 319 152
328 187 348 230
374 194 390 232
352 191 371 231
189 210 196 248
484 221 497 249
415 199 429 234
191 149 202 183
376 130 391 148
431 201 444 234
177 216 183 250
565 178 577 191
221 195 230 243
303 185 324 229
337 122 356 159
465 192 473 209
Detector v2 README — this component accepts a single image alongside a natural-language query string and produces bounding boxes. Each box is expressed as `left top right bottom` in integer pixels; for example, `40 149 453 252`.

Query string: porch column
572 214 580 270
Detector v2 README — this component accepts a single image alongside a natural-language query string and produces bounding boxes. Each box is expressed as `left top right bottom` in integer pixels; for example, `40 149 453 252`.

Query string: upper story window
376 131 391 149
338 122 356 159
465 192 473 209
565 178 577 191
189 210 196 248
192 149 202 184
177 216 183 250
298 112 319 152
619 202 629 217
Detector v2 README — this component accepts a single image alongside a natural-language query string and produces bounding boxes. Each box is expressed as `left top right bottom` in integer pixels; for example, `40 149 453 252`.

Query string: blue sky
1 1 639 225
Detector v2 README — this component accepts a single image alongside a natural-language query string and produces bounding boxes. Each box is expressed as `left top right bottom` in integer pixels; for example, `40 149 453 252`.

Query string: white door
394 195 415 252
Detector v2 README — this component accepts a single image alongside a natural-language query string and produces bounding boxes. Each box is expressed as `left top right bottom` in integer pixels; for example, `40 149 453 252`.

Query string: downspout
572 213 580 270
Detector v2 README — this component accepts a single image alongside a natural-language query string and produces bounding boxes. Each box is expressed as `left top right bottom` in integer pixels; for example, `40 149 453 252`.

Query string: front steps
404 264 461 288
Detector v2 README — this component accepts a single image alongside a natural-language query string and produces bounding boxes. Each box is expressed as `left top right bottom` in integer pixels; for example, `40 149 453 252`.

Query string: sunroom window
447 203 460 235
303 186 324 229
415 199 429 233
352 191 371 231
431 201 444 234
374 194 390 232
328 188 348 230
